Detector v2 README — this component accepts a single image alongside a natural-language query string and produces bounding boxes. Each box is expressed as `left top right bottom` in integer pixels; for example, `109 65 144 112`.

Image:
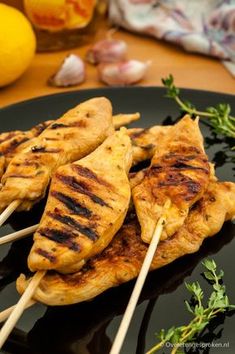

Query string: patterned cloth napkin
109 0 235 77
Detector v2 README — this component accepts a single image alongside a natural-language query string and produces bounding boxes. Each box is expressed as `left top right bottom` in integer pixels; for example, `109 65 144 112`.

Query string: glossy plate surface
0 87 234 354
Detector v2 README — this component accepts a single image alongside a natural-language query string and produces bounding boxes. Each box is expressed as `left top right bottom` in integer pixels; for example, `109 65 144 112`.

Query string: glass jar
2 0 107 52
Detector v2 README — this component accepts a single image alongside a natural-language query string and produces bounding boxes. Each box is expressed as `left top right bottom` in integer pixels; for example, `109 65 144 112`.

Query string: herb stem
145 340 165 354
208 308 222 320
174 95 214 118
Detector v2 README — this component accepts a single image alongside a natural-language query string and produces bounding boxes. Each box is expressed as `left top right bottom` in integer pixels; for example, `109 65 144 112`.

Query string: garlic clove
48 54 85 87
86 39 127 65
98 60 150 86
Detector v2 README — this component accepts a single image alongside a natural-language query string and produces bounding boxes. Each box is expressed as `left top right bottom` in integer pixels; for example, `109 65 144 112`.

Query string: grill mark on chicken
163 152 208 162
159 178 201 200
0 132 19 144
148 167 202 202
51 191 92 217
38 228 80 251
169 154 197 161
44 138 59 141
164 147 201 158
11 161 40 168
7 174 36 179
57 174 110 208
35 248 56 263
49 120 87 130
31 146 61 153
70 120 87 128
1 137 30 155
72 165 113 189
152 162 209 173
50 123 68 129
48 212 98 241
172 162 209 171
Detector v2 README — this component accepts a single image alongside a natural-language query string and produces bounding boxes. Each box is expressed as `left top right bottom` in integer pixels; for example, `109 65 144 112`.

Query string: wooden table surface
0 22 234 108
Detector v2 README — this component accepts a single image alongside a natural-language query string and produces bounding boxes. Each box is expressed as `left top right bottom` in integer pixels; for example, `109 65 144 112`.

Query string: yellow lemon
0 4 36 87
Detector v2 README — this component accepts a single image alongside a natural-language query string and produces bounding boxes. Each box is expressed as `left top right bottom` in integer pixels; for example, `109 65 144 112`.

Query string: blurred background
0 0 234 107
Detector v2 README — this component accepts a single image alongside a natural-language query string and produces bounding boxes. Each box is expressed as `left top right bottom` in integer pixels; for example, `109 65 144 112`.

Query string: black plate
0 87 234 354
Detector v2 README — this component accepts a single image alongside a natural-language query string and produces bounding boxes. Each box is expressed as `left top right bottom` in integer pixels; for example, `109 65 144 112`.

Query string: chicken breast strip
0 97 114 212
27 128 133 274
0 113 138 167
0 111 166 190
0 113 137 180
0 121 54 179
17 181 235 306
132 115 210 243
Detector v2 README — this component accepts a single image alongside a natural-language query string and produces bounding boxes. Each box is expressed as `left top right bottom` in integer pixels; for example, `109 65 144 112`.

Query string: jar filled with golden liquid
2 0 107 52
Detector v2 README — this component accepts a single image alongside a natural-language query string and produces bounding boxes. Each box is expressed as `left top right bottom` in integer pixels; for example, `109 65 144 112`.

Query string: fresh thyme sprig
162 74 235 139
146 259 235 354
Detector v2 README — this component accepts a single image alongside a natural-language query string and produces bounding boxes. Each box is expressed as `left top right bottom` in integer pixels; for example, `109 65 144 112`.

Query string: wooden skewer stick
0 224 39 245
0 200 21 228
110 200 171 354
0 270 46 349
0 300 36 324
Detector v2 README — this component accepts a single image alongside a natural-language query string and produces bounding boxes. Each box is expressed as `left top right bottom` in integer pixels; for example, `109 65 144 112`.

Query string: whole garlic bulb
98 60 150 86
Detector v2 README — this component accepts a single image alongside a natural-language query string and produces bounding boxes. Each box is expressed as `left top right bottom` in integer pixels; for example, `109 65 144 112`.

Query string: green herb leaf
185 300 194 314
147 259 234 354
162 75 235 140
202 259 216 272
203 271 215 281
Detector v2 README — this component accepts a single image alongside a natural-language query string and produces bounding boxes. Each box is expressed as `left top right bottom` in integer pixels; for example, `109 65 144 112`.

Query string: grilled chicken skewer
0 113 139 181
0 97 114 214
112 123 184 351
17 181 235 305
132 115 210 243
27 128 132 274
0 121 151 189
